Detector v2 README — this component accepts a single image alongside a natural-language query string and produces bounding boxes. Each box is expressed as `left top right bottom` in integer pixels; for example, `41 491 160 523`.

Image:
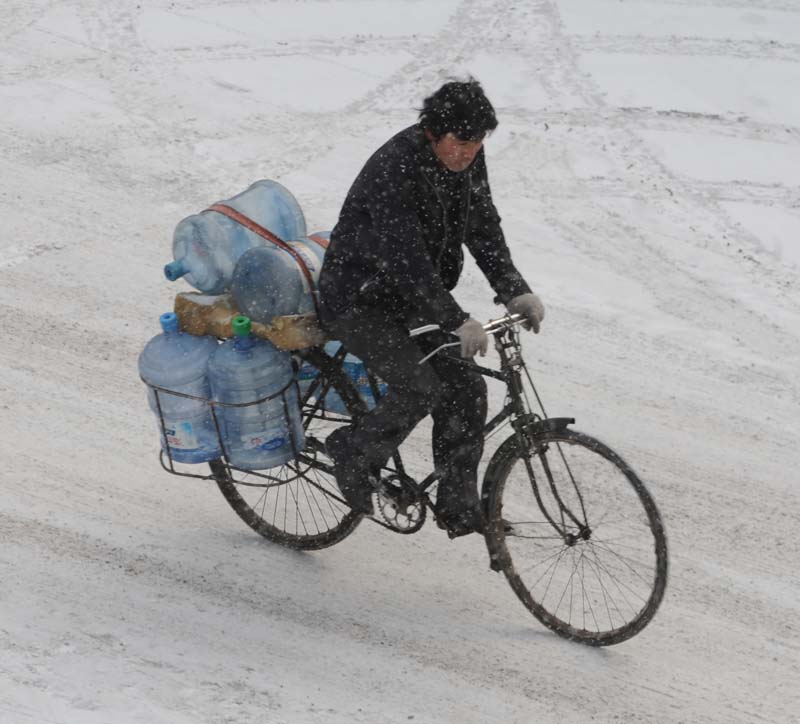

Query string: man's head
419 79 497 172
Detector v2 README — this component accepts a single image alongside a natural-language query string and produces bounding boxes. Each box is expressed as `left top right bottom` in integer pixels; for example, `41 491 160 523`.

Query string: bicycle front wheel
483 428 667 646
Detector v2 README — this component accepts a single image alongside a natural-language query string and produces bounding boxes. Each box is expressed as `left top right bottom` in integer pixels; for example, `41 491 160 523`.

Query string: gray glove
454 317 489 358
507 292 545 333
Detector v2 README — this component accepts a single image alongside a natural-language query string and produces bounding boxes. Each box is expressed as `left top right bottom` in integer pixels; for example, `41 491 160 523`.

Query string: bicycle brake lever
418 340 461 364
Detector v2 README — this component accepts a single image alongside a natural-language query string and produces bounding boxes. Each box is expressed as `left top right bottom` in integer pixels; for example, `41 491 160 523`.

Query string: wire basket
143 375 307 485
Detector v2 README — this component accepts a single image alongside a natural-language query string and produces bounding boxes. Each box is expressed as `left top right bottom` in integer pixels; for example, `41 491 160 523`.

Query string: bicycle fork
498 336 591 546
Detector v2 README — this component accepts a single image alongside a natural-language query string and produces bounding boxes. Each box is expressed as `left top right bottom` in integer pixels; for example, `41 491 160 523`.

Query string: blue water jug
231 235 325 324
208 316 304 470
138 312 221 463
298 342 386 414
164 179 307 294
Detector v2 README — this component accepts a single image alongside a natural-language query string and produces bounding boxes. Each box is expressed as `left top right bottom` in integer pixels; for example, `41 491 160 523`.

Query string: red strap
308 233 329 249
208 203 320 315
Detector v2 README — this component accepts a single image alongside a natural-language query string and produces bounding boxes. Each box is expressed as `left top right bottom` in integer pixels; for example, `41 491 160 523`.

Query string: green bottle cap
232 315 252 337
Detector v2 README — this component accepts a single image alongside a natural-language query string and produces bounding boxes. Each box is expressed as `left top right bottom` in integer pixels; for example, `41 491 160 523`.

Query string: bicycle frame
372 314 587 543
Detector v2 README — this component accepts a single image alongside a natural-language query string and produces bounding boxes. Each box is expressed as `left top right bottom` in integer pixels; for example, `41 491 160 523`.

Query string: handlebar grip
408 323 441 337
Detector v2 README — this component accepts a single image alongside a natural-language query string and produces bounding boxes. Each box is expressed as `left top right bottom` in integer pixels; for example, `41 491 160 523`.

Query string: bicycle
153 312 668 646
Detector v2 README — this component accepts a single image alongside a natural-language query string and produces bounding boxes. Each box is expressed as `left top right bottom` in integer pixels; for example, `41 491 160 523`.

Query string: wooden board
173 292 327 350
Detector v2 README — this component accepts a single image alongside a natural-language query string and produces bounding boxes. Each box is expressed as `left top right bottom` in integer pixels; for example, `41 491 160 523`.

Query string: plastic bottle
138 312 221 463
164 179 307 294
299 342 387 413
208 316 304 470
231 235 325 324
296 358 320 401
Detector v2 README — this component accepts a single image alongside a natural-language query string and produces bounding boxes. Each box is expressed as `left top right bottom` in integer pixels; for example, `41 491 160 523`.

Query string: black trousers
323 306 488 514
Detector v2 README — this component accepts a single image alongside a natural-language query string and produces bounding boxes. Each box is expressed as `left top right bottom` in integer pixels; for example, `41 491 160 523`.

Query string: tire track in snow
492 1 800 364
571 35 800 62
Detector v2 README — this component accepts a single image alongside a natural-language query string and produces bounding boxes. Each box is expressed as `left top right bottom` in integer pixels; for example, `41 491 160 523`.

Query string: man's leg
427 346 488 534
323 308 443 511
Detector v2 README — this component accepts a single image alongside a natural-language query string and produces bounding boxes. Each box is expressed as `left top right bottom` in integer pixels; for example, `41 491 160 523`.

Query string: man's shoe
435 503 485 539
335 464 376 515
326 428 375 515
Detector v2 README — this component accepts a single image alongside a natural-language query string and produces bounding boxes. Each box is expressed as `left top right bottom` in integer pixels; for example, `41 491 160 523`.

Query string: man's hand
455 318 489 358
507 292 545 333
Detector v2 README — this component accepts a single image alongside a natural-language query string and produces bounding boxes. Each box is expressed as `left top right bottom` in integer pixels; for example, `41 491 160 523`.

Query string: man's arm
465 151 532 304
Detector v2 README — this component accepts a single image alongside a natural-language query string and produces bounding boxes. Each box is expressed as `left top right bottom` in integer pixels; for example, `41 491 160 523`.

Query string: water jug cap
160 312 180 333
232 315 252 337
164 258 188 282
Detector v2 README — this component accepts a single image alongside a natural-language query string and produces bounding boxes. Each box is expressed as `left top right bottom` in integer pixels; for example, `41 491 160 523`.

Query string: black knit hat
418 78 498 141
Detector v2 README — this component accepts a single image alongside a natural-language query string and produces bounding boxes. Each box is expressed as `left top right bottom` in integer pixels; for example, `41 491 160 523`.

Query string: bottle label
297 363 318 381
246 434 288 452
162 421 200 450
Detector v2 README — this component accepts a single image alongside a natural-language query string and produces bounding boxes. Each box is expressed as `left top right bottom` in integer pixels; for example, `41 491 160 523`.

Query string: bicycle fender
512 415 575 435
533 417 575 433
483 417 575 500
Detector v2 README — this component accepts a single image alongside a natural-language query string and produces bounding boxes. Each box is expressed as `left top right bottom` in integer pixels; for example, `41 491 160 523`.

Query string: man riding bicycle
319 79 545 537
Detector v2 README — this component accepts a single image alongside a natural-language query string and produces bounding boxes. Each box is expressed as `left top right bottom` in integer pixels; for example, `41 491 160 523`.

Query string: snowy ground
2 1 799 722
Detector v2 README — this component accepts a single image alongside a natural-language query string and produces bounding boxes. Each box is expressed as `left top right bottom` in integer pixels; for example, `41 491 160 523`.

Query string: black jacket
318 124 531 331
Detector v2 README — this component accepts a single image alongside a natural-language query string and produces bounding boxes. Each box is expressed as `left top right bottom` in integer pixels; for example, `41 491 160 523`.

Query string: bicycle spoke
305 472 331 529
291 480 308 535
589 533 651 549
581 553 600 632
585 547 623 630
515 542 571 580
312 466 345 520
538 545 571 605
553 546 582 623
587 543 647 610
299 479 321 533
589 540 654 589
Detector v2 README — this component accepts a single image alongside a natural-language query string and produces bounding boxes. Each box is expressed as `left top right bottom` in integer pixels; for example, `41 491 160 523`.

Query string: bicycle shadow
473 621 613 660
215 529 331 565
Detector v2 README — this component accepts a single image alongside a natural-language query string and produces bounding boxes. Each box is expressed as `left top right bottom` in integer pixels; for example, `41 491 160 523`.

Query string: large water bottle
208 316 304 470
164 180 307 294
298 342 387 414
231 235 326 324
138 312 221 463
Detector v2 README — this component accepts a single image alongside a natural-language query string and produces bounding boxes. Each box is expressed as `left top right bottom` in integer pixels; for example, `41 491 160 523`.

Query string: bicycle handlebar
410 313 527 364
408 312 526 338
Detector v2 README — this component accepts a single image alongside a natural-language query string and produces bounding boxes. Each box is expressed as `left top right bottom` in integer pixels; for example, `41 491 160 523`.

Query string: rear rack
143 375 307 484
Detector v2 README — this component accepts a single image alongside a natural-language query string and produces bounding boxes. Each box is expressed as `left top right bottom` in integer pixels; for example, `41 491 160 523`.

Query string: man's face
427 131 483 173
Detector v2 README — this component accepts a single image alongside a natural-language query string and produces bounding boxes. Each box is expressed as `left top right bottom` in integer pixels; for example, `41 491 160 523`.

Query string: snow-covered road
1 1 799 722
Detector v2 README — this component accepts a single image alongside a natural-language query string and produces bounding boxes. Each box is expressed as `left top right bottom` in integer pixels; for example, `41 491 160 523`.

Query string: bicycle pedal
436 518 481 539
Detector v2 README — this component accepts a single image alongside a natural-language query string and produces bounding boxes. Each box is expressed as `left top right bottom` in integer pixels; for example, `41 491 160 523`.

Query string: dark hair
418 78 498 141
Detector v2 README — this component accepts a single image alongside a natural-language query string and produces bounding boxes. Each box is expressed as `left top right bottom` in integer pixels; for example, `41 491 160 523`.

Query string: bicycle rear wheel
211 346 367 550
483 428 667 646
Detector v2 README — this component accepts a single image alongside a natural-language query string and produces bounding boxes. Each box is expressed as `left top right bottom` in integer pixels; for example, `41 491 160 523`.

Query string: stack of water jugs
138 179 384 471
